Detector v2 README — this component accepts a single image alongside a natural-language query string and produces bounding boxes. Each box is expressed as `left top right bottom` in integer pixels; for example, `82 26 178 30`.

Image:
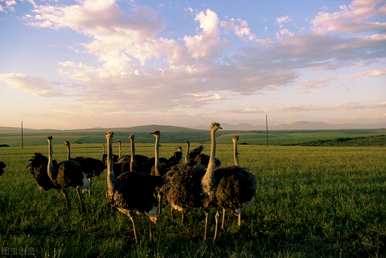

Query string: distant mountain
0 125 203 134
274 121 386 130
274 121 336 130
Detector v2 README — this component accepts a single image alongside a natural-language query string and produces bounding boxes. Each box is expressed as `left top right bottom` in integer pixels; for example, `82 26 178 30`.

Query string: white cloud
16 0 386 116
0 73 61 96
312 0 386 34
277 16 291 27
221 18 256 41
0 0 16 12
183 9 221 59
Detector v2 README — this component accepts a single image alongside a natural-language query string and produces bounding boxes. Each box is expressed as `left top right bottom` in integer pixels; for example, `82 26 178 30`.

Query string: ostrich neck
202 129 216 195
153 136 160 176
47 140 55 182
184 142 190 164
233 140 239 166
130 138 135 172
118 142 122 159
66 144 71 160
106 136 116 196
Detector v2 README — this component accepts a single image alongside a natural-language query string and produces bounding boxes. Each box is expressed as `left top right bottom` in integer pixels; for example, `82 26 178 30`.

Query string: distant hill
286 135 386 146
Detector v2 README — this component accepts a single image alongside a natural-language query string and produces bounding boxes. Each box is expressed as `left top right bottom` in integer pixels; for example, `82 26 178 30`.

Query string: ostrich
65 140 104 193
212 134 256 239
163 122 222 240
128 134 151 173
219 135 239 230
27 137 90 212
0 161 6 176
105 131 163 243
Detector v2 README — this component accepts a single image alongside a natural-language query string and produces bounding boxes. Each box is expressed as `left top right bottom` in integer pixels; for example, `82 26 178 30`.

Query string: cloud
0 0 16 12
276 16 291 26
18 0 386 115
312 0 386 34
221 18 256 41
183 9 221 59
0 73 61 96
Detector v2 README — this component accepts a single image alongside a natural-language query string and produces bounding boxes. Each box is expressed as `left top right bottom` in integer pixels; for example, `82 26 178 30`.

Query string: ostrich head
47 136 53 141
210 122 222 131
151 130 160 137
64 140 70 146
129 134 134 141
232 135 239 142
105 131 114 139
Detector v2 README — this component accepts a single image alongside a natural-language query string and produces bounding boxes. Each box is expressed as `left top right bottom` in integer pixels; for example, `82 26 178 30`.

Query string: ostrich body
163 123 222 240
65 141 104 180
105 131 163 243
186 144 221 169
0 161 6 176
213 134 256 237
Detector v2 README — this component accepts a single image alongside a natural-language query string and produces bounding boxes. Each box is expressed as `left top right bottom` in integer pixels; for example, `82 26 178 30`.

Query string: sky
0 0 385 129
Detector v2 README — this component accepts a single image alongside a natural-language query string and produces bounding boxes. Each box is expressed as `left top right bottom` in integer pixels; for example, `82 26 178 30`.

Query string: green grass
1 128 385 146
0 143 386 257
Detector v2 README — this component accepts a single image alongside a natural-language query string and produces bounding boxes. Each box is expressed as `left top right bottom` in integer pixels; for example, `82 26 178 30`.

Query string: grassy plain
0 138 385 257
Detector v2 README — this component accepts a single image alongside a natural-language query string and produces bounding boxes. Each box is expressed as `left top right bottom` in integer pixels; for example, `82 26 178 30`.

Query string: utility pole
21 120 24 149
265 114 269 146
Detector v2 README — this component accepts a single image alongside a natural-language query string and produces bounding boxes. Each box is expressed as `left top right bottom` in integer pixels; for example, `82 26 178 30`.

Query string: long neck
153 135 160 176
118 141 122 159
130 138 135 172
47 139 55 182
202 129 216 194
66 143 71 160
184 142 190 164
233 139 239 166
106 135 115 197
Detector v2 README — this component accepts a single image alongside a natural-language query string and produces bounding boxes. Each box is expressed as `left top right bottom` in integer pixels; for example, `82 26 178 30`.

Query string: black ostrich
105 131 163 243
212 133 256 239
27 136 90 212
163 122 222 240
128 134 151 173
64 141 104 193
185 143 221 169
0 161 6 176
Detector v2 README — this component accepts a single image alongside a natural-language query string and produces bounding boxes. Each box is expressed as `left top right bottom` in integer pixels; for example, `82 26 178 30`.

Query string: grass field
0 140 385 257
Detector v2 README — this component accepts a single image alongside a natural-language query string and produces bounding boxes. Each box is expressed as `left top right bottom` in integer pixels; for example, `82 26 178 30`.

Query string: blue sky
0 0 385 129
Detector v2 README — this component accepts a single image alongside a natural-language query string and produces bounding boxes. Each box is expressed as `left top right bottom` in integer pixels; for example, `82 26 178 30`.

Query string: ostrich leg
127 212 138 243
75 187 85 213
213 211 220 240
203 211 208 241
221 208 226 230
61 189 70 211
237 210 241 227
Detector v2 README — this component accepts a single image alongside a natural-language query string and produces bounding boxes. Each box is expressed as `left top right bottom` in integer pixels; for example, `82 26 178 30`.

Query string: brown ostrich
212 134 256 238
163 122 222 240
105 131 163 243
0 161 6 176
27 136 90 212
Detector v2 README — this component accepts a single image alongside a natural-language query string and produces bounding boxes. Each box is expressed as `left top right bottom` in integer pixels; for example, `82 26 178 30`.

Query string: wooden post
265 114 269 146
21 120 24 149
